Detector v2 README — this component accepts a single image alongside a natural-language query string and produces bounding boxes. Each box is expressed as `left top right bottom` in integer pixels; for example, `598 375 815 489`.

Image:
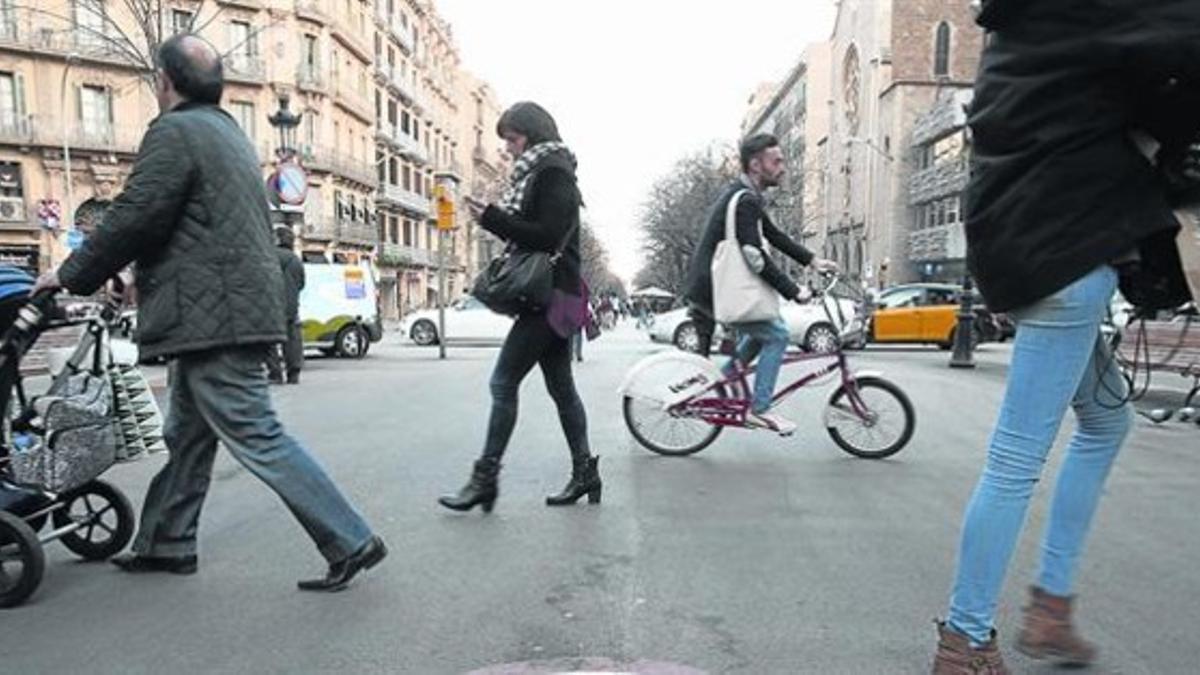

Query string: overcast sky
435 0 838 284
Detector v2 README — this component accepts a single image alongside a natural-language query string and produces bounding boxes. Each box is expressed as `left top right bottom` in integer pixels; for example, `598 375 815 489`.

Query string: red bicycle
619 275 915 459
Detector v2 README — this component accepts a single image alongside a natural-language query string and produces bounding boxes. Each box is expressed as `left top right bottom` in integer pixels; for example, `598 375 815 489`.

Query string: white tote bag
711 189 781 323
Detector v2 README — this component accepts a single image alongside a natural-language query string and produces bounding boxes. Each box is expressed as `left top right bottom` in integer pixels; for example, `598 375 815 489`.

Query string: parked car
400 296 514 346
866 283 1000 349
648 297 862 354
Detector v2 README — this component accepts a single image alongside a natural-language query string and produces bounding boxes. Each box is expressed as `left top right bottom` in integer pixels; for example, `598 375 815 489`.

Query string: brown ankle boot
932 621 1010 674
1016 586 1096 666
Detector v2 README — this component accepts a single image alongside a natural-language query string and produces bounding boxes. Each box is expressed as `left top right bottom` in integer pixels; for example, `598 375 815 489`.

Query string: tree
14 1 273 93
633 145 736 295
579 216 626 299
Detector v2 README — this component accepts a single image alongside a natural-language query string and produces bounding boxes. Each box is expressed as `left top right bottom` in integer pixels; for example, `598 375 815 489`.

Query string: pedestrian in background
34 34 385 592
933 2 1199 672
267 226 305 385
439 102 601 513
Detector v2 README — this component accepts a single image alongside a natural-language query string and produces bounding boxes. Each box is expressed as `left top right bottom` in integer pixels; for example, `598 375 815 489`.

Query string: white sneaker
747 411 797 436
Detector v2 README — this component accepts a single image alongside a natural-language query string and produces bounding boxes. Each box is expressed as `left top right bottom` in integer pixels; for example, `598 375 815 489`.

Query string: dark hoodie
480 102 583 298
965 0 1199 312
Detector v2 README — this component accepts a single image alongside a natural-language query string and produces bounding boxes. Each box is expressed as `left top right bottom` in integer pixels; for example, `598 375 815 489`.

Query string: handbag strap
549 219 582 265
724 189 749 243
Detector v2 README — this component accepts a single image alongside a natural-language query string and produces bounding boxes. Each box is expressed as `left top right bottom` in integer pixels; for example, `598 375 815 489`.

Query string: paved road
3 324 1197 674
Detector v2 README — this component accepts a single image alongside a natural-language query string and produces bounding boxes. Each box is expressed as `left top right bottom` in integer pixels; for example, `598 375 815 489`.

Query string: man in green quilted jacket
34 34 385 592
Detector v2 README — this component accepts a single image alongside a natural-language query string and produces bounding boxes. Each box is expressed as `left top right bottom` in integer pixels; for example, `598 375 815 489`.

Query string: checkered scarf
497 141 576 216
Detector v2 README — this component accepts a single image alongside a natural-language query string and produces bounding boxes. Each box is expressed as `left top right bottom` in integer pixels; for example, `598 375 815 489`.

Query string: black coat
683 180 813 314
966 0 1200 312
59 102 286 359
277 247 305 321
479 157 583 302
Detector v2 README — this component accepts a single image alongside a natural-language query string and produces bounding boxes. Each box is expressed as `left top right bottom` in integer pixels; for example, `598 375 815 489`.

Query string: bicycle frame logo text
669 374 709 394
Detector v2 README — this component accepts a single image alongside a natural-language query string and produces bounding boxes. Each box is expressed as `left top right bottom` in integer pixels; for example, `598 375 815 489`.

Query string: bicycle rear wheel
620 351 729 456
825 376 915 459
623 389 726 456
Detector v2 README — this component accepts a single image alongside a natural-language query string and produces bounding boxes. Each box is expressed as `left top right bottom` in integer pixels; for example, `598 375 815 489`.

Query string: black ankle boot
438 458 500 513
546 456 602 506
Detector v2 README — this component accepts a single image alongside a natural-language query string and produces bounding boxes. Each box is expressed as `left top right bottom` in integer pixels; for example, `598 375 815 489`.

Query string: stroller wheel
52 480 134 561
0 510 45 608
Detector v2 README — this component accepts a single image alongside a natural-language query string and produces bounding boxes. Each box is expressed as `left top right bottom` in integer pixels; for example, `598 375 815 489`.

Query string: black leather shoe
111 553 198 575
297 535 387 592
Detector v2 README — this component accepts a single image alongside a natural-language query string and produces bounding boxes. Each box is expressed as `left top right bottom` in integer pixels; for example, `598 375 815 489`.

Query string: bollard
949 276 977 369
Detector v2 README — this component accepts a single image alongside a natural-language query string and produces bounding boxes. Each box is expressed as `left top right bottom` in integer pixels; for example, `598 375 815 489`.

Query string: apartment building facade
0 0 506 320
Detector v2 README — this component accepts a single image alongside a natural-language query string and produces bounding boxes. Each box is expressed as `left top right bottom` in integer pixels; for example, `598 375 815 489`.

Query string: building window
78 85 113 140
229 101 255 138
74 0 108 48
303 111 317 149
934 22 951 78
0 71 25 132
229 20 256 58
171 9 193 35
303 34 319 69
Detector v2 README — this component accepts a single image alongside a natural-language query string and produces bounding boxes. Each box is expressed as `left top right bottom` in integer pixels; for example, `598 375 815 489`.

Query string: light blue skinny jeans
947 265 1133 645
723 317 790 414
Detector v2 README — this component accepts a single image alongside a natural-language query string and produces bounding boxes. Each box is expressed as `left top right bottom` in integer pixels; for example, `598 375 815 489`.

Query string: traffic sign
274 163 309 206
65 229 85 251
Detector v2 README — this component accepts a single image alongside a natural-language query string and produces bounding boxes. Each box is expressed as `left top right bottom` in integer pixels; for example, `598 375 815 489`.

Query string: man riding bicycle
683 133 838 435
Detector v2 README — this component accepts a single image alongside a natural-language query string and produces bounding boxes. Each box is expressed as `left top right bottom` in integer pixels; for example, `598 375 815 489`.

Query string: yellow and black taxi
866 283 1001 349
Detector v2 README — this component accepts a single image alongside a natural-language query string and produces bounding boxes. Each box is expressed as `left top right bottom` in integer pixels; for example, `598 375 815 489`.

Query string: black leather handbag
471 221 580 316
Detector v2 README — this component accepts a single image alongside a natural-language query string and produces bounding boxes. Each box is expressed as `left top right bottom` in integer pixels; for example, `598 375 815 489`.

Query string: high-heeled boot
545 456 602 506
438 458 500 513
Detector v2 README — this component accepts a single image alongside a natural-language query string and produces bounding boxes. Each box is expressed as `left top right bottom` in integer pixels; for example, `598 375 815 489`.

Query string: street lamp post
60 54 78 242
949 275 977 369
267 93 302 160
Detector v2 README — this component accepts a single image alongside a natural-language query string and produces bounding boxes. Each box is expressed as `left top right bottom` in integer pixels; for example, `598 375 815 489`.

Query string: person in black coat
438 102 600 513
267 227 305 384
933 2 1200 671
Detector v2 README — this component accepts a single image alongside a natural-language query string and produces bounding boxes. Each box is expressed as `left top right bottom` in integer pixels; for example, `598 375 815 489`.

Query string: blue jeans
133 346 373 563
947 266 1132 645
724 317 790 414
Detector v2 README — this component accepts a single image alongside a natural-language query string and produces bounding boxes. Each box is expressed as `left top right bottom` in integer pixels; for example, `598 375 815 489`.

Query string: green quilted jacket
59 102 285 360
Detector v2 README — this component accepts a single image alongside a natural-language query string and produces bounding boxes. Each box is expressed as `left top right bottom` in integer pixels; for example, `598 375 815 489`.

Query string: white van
299 261 383 358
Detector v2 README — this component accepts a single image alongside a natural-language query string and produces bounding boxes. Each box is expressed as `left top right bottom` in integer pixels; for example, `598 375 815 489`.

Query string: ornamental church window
934 22 951 77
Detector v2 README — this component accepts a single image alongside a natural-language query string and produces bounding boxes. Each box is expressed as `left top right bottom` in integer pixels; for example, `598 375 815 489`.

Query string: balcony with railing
0 116 34 145
336 217 377 247
908 157 968 205
330 14 373 64
296 64 326 93
378 241 436 268
0 17 139 69
390 21 414 54
908 222 966 263
327 149 376 186
393 130 428 165
294 0 329 24
333 83 373 123
302 219 337 242
225 54 265 83
376 182 431 217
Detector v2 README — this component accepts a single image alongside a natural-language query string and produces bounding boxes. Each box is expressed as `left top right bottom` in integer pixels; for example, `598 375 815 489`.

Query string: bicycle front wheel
825 376 915 459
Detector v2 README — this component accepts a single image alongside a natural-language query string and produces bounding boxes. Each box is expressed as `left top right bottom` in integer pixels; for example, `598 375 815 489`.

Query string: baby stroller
0 267 157 608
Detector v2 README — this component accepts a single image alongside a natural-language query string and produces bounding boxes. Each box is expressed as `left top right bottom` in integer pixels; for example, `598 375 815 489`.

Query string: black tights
481 314 590 463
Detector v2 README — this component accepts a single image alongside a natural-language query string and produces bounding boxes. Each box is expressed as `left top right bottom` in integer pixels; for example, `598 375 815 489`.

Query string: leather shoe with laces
111 553 198 575
297 535 387 592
